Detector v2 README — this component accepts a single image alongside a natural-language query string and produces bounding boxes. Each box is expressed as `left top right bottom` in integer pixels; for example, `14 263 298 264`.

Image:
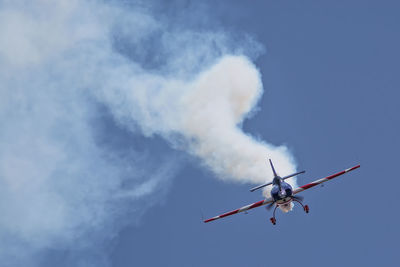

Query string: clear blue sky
2 1 399 267
109 1 399 267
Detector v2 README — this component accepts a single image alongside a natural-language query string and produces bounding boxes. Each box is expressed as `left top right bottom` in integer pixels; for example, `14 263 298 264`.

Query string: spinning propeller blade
266 202 275 211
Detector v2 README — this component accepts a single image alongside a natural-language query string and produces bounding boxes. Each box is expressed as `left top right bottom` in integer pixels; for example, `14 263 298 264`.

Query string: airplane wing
204 197 274 223
293 164 360 195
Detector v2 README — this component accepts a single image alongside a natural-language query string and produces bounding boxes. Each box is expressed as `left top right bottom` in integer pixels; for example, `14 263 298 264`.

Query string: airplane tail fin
249 159 277 192
250 159 305 192
269 159 278 177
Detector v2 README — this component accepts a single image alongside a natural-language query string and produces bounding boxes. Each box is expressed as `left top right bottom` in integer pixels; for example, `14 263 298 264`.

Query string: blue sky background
1 0 399 267
109 1 399 267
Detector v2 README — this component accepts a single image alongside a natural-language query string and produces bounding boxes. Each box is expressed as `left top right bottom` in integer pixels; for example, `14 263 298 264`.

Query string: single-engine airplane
204 159 360 225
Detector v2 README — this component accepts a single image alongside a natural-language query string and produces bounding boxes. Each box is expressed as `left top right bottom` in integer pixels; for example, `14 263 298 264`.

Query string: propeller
266 202 275 211
266 195 304 211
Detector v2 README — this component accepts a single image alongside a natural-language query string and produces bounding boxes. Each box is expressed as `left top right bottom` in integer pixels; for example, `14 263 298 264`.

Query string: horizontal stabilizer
250 182 273 192
250 170 305 192
282 170 306 180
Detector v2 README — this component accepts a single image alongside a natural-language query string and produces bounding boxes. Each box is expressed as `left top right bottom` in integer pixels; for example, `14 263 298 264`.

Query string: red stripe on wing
249 200 265 209
219 209 240 218
296 164 360 192
204 199 272 223
299 170 345 190
203 209 240 223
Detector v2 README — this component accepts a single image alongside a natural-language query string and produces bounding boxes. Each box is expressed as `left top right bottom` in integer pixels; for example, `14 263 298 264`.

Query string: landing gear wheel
304 205 309 213
270 217 276 225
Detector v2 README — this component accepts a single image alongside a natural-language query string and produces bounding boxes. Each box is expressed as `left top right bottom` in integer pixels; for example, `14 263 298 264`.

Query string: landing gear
269 199 309 225
304 205 309 213
292 198 309 214
270 205 278 225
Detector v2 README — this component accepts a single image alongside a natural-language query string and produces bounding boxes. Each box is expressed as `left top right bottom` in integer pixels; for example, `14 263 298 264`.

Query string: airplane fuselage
271 178 293 201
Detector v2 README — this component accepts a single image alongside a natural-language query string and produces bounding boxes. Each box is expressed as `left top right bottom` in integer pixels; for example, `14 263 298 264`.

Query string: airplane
204 159 360 225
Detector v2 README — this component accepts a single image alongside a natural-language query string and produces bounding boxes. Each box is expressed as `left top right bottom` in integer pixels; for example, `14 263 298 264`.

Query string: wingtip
344 164 361 173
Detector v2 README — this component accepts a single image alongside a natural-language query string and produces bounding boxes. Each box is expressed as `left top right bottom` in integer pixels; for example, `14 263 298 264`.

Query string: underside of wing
293 164 360 195
204 197 273 223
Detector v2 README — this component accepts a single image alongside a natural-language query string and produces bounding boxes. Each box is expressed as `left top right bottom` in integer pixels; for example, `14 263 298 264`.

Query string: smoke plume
0 0 297 266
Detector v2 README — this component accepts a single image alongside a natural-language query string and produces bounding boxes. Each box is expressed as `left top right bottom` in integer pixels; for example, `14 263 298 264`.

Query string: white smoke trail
0 0 297 265
92 54 298 191
0 1 180 266
180 56 297 186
